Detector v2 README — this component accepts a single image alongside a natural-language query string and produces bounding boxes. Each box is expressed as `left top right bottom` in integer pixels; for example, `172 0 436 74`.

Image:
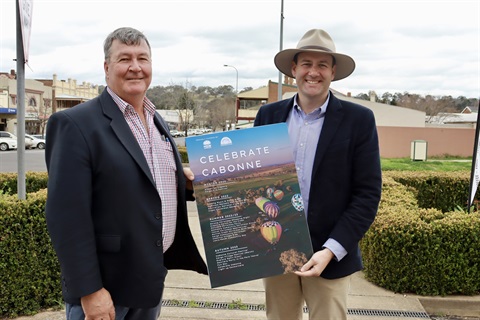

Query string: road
0 137 187 174
0 149 47 173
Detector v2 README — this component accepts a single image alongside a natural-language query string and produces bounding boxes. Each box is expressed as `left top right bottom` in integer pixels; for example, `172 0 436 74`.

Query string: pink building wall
377 126 475 158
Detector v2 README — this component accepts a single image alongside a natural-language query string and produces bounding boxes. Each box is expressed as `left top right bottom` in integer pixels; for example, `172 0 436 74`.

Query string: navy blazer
45 89 208 308
254 92 382 279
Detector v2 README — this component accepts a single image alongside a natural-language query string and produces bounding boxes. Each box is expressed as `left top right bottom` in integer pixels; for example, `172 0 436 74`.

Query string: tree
240 87 253 94
354 93 369 100
176 85 196 135
380 92 394 105
204 98 232 131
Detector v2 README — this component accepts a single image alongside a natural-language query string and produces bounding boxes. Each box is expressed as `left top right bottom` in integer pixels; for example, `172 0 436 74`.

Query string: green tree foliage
355 91 478 117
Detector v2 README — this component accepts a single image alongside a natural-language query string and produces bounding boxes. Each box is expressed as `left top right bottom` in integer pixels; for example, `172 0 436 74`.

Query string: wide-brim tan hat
274 29 355 81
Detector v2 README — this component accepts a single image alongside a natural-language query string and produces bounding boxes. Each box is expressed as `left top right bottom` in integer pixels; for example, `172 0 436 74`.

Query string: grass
381 157 472 171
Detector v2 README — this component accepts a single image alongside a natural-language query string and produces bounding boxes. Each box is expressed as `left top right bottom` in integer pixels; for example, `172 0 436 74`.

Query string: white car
0 136 17 151
170 129 184 137
25 134 46 149
0 131 35 149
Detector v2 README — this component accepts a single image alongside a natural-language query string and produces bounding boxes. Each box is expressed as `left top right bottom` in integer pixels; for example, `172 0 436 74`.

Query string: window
28 97 37 107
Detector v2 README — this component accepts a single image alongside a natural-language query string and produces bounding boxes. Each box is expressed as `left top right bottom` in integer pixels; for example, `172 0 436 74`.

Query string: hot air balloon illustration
260 221 282 245
255 196 279 219
266 187 274 198
291 193 304 212
255 197 269 211
264 201 280 219
273 189 284 201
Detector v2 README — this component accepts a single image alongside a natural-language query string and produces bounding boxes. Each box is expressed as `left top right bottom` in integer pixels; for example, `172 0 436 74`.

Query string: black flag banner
467 101 480 213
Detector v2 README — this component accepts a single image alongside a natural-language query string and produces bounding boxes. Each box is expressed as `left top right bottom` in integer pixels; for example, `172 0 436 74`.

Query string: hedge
361 172 480 296
0 189 62 317
0 172 48 196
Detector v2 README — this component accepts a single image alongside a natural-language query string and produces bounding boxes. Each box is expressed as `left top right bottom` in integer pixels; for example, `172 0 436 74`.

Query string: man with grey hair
45 27 208 320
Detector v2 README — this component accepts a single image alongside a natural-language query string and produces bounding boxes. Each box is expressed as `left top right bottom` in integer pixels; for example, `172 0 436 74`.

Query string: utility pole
277 0 284 101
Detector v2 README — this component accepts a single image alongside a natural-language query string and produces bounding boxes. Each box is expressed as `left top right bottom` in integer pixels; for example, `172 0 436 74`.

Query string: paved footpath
10 202 480 320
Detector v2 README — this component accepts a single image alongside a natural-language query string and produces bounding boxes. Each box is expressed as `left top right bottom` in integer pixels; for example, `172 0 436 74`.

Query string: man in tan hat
254 29 382 320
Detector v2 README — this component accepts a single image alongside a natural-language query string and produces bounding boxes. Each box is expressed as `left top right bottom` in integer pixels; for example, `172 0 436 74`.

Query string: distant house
461 106 479 114
427 107 478 128
156 109 194 129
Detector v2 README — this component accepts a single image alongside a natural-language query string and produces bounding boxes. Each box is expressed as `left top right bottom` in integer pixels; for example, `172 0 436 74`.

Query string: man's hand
294 248 335 277
81 288 115 320
184 167 195 191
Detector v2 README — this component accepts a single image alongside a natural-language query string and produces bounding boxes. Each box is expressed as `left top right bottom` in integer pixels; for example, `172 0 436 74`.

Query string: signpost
16 0 33 200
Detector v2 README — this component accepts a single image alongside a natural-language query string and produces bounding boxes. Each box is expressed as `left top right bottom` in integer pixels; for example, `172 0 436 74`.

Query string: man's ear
291 61 297 78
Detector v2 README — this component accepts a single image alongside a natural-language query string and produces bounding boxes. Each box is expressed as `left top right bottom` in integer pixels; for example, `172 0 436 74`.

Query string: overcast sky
1 0 479 99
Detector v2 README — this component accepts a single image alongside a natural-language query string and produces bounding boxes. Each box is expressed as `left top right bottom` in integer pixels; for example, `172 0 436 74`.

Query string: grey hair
103 27 151 62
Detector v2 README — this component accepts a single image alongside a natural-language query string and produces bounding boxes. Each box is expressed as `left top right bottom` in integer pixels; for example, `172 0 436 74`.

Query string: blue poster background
186 123 313 288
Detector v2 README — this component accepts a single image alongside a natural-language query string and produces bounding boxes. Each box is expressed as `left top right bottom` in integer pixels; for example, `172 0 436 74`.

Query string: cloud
1 0 478 98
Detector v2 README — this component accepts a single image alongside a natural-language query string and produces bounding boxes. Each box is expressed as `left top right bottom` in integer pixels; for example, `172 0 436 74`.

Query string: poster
186 123 313 288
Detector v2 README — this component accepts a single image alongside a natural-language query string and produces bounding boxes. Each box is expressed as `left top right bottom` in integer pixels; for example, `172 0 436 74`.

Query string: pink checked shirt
108 87 177 252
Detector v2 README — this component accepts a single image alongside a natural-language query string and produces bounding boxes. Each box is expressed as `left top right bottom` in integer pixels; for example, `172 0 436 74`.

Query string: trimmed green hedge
0 172 49 196
0 189 62 317
361 171 480 296
384 171 473 212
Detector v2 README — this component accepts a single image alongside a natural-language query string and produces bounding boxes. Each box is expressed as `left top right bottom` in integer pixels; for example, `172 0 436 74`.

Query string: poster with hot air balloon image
186 123 313 288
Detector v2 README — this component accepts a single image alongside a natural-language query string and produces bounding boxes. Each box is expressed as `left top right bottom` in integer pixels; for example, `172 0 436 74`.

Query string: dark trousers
65 301 162 320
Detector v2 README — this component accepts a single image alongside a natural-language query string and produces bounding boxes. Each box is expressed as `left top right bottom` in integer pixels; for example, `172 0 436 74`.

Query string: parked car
186 129 199 136
170 129 184 137
25 134 46 149
0 136 17 151
0 131 35 149
0 131 16 140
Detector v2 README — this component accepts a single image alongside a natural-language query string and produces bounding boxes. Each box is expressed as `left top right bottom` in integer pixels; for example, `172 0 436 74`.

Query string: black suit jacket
45 89 208 308
254 92 382 279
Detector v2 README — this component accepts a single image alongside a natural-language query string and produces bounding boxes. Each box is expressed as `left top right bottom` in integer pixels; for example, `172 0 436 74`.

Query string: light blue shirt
286 93 347 261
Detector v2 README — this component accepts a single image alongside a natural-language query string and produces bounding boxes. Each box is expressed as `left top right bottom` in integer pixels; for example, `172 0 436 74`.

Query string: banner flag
18 0 33 63
467 102 480 212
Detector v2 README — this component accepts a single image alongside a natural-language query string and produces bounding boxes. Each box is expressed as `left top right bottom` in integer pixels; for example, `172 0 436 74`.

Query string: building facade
236 80 476 158
0 70 99 135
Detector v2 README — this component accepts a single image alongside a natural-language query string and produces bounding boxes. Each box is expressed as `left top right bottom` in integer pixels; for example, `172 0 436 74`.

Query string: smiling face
291 51 336 111
104 39 152 106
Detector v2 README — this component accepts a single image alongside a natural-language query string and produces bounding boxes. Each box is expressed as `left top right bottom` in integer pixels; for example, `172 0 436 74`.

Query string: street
0 149 47 173
0 137 187 174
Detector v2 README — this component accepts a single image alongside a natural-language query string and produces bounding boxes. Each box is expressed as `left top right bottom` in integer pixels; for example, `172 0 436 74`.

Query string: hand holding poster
186 123 313 288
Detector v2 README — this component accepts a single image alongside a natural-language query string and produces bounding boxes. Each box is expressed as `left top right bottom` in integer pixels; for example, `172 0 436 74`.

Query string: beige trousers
263 272 352 320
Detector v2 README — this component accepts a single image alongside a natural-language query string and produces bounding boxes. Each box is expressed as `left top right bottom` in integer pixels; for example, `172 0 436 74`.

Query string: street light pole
278 0 284 101
223 64 238 94
223 64 238 130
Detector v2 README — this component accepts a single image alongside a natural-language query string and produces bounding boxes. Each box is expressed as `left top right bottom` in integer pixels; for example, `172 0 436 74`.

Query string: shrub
387 171 472 212
0 172 48 196
361 173 480 296
0 189 62 317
